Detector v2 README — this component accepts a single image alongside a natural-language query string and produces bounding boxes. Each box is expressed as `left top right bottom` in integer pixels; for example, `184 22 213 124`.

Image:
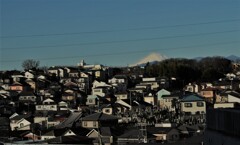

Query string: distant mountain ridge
226 55 240 61
194 55 240 62
130 53 167 67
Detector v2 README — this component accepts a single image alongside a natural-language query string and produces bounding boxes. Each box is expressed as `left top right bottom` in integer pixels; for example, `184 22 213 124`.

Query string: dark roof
118 128 154 139
113 75 128 79
19 91 35 96
181 94 204 102
10 114 31 121
228 91 240 98
54 128 74 137
45 135 93 144
147 127 175 134
55 112 82 129
100 127 112 136
0 117 9 125
118 129 139 138
82 112 118 121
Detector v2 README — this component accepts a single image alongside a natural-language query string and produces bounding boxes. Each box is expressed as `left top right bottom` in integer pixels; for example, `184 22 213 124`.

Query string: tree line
143 56 232 83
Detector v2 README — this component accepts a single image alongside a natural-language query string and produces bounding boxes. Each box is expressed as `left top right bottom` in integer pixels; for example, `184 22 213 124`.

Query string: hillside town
0 59 240 145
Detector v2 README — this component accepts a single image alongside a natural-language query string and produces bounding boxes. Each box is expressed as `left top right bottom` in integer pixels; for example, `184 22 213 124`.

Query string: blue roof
181 94 204 102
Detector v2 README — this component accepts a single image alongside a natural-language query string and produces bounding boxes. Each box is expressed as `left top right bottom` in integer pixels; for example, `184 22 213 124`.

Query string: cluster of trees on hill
144 56 232 83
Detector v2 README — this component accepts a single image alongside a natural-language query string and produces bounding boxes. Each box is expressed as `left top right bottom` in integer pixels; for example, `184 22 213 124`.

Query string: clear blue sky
1 0 240 70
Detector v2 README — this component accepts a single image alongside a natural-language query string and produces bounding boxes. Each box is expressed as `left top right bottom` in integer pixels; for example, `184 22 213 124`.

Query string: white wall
228 94 240 103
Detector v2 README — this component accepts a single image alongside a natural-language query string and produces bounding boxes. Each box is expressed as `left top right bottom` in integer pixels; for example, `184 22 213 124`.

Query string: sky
1 0 240 70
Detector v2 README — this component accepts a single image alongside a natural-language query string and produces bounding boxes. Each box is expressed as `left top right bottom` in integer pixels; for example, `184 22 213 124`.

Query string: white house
180 94 206 115
35 98 58 111
25 71 35 79
10 114 31 131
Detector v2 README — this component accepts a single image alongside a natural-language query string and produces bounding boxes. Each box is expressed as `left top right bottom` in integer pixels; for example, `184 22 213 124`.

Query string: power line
1 18 240 38
2 40 240 63
3 29 240 50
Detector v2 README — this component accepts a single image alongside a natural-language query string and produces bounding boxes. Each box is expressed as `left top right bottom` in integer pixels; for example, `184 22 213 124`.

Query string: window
184 103 192 107
105 109 110 113
89 99 93 103
83 121 87 126
94 89 101 92
20 123 24 128
197 102 204 107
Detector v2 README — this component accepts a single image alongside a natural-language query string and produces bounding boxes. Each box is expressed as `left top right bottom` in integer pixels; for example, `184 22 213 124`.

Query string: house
41 128 77 140
200 87 219 103
156 89 171 106
24 71 35 79
19 91 37 103
34 112 64 129
58 101 69 111
68 69 79 78
39 89 55 99
116 99 153 116
185 83 200 93
108 75 128 92
92 80 111 88
35 98 57 112
92 86 111 97
87 127 114 145
161 93 179 111
140 77 160 90
92 80 112 97
9 82 25 92
62 89 83 102
48 66 66 78
115 91 129 100
9 113 31 131
11 72 25 82
41 130 55 140
81 112 118 129
117 129 141 144
147 127 180 143
180 94 206 115
77 72 92 93
144 93 157 106
86 95 99 107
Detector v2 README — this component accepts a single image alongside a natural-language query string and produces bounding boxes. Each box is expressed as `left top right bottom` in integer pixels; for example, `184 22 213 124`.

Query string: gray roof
82 112 118 121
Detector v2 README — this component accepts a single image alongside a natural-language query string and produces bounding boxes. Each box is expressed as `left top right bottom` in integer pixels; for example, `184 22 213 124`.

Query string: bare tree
22 59 40 70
